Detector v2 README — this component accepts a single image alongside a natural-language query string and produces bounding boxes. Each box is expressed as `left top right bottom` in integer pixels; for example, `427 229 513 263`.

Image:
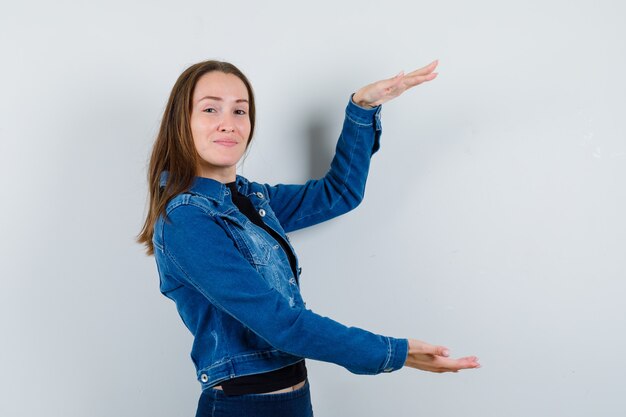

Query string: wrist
351 92 375 109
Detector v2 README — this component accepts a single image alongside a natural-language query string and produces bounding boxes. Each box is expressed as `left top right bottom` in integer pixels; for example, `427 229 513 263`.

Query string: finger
378 70 406 91
405 59 439 77
447 356 481 370
419 343 450 357
401 72 438 88
431 356 478 371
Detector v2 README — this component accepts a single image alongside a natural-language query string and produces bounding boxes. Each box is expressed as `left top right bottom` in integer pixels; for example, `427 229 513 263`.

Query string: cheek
189 116 202 141
191 136 202 153
190 123 209 150
190 126 203 151
238 119 252 137
191 117 212 134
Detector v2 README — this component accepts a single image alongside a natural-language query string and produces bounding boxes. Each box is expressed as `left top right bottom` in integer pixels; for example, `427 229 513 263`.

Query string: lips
213 138 238 147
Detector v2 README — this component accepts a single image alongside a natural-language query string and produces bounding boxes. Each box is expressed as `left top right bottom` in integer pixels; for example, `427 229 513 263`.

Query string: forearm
265 96 383 232
163 204 407 375
269 306 409 375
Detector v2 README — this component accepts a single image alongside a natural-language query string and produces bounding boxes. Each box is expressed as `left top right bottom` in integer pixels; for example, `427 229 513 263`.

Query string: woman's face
190 71 251 182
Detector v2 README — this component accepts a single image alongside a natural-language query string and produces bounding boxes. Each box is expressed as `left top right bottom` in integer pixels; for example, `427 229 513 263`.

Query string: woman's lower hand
352 60 439 108
403 338 480 373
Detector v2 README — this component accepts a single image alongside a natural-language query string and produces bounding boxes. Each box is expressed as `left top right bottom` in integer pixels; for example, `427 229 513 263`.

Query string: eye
235 109 247 115
203 108 216 113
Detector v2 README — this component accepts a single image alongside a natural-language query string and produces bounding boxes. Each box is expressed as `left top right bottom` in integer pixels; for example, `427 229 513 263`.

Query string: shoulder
164 192 219 218
158 194 222 242
153 194 217 255
159 197 231 254
165 197 208 220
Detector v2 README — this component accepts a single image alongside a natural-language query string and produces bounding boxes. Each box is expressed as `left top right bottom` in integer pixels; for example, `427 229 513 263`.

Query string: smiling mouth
214 139 238 147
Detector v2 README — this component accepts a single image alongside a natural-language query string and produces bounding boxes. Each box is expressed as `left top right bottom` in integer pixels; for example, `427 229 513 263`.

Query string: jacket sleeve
265 95 383 233
162 203 408 375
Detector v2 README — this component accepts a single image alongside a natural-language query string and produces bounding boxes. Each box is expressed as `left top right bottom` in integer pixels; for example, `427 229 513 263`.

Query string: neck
196 167 236 184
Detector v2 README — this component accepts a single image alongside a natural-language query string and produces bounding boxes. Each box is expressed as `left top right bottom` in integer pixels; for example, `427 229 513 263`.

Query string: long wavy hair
136 60 256 256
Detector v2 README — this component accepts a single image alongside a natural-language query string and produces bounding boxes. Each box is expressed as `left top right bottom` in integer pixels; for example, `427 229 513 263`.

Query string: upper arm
162 204 301 343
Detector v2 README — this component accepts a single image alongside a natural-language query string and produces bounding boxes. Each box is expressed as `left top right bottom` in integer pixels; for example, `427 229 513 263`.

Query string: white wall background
1 1 625 416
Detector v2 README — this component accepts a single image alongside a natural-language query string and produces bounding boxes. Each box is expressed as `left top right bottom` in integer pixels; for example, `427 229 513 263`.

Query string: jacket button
258 209 266 217
289 277 296 285
200 374 209 382
298 267 302 275
256 192 264 199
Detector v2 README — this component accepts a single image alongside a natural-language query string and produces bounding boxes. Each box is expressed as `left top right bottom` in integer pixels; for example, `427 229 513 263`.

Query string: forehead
193 71 249 102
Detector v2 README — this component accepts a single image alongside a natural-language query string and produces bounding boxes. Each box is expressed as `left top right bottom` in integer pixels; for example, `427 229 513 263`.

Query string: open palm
352 60 439 108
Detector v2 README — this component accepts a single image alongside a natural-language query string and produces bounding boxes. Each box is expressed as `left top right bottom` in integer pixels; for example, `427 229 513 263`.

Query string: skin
190 71 251 183
191 60 481 374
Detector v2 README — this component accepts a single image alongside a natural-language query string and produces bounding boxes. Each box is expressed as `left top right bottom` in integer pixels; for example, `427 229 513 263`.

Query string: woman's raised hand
352 60 439 108
404 338 480 373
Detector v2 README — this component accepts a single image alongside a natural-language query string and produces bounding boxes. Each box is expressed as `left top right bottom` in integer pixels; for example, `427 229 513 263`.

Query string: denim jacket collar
159 171 251 204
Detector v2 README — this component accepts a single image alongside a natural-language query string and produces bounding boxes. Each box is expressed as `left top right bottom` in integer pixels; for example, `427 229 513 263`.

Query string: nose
219 113 235 133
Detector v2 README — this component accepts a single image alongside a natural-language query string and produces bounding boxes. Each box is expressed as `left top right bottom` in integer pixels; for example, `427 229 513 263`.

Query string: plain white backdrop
1 1 625 416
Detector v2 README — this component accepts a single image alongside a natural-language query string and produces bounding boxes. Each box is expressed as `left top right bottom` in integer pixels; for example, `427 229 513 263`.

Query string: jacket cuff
381 337 409 373
348 93 382 122
347 94 383 154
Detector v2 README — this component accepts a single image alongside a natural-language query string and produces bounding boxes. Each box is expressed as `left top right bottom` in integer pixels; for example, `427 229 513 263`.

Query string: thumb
409 339 450 357
432 345 450 357
380 70 405 89
424 344 450 357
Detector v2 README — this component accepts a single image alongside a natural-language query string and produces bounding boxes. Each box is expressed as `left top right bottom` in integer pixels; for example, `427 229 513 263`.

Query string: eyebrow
197 95 249 104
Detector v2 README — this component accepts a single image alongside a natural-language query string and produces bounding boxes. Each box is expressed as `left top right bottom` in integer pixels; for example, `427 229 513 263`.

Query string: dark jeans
195 379 314 417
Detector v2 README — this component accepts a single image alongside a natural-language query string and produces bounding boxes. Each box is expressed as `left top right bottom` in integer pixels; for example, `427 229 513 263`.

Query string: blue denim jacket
152 97 409 391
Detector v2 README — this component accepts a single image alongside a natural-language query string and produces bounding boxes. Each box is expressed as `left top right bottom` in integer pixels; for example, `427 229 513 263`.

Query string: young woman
137 60 479 417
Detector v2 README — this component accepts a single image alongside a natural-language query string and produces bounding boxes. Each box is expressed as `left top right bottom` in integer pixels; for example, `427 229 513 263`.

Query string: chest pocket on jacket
221 210 298 308
241 222 272 266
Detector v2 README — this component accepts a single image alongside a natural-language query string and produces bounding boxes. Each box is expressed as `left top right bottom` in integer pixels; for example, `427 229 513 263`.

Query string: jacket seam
345 112 374 127
382 336 393 371
197 348 284 374
162 204 280 352
163 241 276 351
162 204 236 319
